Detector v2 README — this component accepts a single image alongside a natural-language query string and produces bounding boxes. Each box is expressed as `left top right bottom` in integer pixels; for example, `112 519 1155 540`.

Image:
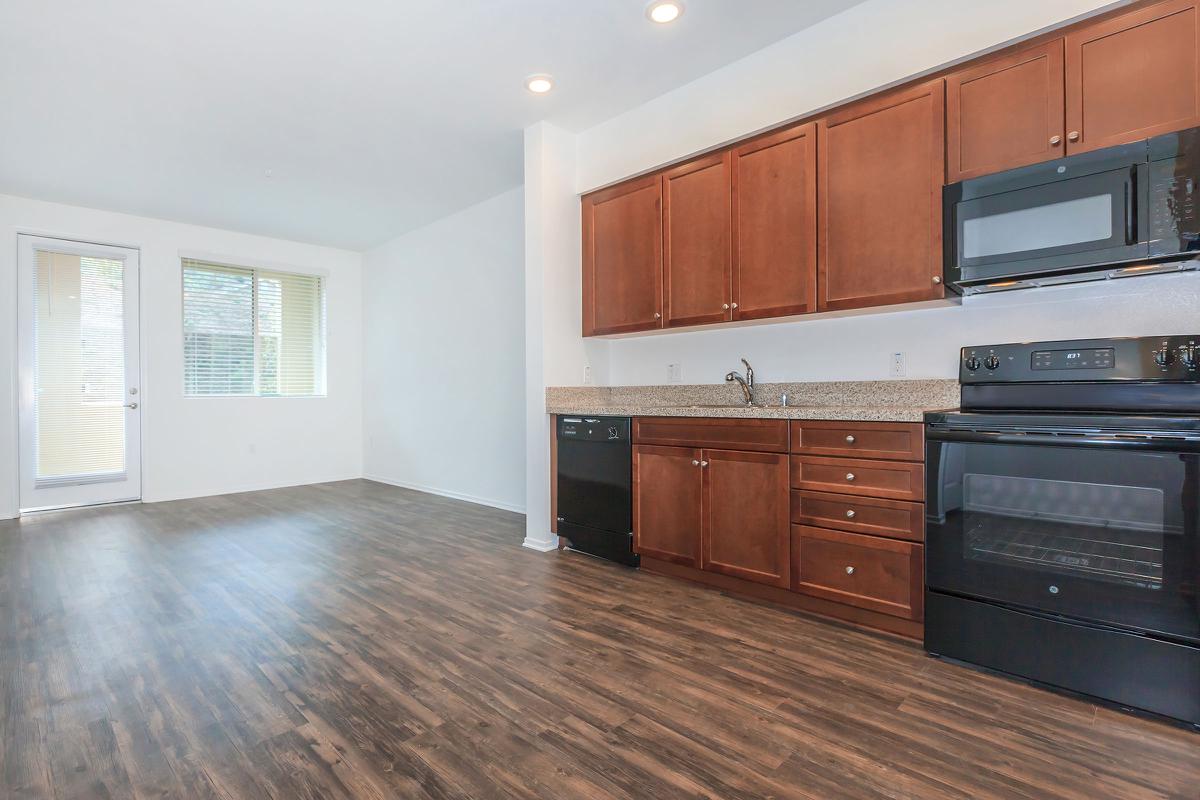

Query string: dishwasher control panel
558 417 629 442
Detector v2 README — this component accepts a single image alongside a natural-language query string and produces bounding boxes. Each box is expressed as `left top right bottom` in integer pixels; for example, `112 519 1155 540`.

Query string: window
182 258 325 396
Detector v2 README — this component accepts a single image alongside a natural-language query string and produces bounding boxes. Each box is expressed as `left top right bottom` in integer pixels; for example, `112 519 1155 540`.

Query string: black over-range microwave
944 126 1200 295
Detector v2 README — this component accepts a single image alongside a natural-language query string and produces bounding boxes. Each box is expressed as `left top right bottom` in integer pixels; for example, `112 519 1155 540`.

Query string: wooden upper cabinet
731 122 818 320
946 40 1065 182
1065 0 1200 154
582 174 663 336
702 449 790 588
818 79 946 312
663 152 732 327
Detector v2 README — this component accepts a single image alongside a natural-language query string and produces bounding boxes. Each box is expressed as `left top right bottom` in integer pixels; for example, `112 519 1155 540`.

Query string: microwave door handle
1125 164 1138 246
926 428 1200 453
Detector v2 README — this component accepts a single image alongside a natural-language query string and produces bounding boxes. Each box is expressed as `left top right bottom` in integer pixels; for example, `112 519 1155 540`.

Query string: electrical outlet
890 352 906 377
583 365 593 385
667 363 682 383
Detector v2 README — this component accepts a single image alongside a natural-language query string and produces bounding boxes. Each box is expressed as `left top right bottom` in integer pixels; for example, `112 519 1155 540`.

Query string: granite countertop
546 380 959 423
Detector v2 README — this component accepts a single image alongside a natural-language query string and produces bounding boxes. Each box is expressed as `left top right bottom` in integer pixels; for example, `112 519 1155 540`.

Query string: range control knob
964 356 981 371
1181 346 1197 368
984 355 1001 370
1154 347 1174 367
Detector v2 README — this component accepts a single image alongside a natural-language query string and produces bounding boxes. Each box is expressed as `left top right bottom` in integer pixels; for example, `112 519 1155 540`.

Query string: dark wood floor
1 480 1197 799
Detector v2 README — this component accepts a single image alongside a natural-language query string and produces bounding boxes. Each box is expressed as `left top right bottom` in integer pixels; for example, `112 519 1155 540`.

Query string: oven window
963 474 1164 589
926 439 1198 642
961 194 1113 259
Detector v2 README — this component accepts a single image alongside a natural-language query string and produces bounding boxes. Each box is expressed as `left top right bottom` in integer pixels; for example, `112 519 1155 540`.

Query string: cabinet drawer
791 525 923 620
791 490 924 542
790 420 923 461
634 417 788 453
790 455 924 501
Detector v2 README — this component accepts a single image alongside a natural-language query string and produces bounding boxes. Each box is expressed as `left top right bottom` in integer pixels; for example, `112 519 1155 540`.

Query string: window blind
182 259 325 396
34 249 127 482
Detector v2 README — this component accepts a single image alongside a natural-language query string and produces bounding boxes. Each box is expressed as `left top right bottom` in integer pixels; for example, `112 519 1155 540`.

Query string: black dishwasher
556 416 638 567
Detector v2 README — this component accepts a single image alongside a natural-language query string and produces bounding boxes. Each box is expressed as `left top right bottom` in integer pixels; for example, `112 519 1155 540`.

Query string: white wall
605 275 1200 386
363 188 526 513
0 193 363 518
577 0 1125 191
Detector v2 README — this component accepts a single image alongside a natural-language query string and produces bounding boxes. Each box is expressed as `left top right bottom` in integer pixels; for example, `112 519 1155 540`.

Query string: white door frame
16 234 143 512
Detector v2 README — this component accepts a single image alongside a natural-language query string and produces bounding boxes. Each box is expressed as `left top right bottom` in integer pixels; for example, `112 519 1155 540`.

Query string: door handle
124 402 138 410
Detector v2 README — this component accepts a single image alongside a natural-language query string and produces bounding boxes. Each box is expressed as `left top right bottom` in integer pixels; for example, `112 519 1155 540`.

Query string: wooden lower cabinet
632 417 926 637
703 449 789 588
792 525 924 621
633 445 703 566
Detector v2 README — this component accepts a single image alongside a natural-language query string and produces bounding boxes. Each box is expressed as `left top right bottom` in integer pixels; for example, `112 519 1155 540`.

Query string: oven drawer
792 525 923 620
791 455 924 501
791 490 924 542
790 421 923 461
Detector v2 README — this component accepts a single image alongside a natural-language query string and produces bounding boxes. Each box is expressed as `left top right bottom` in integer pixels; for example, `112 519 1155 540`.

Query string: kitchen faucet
725 358 755 406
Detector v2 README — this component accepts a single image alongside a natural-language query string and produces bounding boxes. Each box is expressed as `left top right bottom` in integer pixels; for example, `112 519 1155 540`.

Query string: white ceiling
0 0 868 250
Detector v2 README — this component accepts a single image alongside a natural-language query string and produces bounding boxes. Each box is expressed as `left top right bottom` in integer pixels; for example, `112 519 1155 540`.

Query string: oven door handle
926 428 1200 452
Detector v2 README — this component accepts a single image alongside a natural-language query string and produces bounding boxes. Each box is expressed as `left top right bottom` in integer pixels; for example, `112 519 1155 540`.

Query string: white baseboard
363 474 526 515
522 536 559 552
143 473 364 505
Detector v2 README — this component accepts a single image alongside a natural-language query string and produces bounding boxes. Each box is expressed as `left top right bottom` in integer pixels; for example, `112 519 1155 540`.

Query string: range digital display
1031 348 1115 370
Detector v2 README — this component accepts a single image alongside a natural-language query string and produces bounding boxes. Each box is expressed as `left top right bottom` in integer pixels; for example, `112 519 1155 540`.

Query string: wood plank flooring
1 479 1196 799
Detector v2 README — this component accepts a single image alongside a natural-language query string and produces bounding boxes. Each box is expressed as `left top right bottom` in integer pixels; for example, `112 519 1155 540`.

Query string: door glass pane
962 194 1113 258
33 250 126 482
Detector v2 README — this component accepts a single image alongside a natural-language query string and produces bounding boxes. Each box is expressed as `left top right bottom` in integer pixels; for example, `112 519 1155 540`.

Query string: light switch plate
668 363 682 383
583 365 593 385
890 352 906 377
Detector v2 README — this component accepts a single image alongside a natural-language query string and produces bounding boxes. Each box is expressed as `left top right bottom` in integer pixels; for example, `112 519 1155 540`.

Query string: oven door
948 165 1148 285
926 425 1199 644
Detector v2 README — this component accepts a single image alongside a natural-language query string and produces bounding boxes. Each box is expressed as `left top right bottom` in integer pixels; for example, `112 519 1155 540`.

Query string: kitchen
541 0 1200 790
2 1 1199 798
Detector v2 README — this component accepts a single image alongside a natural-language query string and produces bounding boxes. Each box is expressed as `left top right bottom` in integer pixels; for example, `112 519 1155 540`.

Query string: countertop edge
546 405 957 423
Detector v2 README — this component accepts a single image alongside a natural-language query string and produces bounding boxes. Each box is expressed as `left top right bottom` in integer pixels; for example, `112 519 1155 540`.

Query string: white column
523 121 609 551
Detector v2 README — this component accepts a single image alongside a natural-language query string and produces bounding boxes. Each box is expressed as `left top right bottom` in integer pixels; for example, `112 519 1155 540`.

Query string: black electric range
924 334 1200 728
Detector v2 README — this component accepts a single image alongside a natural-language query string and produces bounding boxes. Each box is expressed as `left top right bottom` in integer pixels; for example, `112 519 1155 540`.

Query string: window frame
179 254 328 398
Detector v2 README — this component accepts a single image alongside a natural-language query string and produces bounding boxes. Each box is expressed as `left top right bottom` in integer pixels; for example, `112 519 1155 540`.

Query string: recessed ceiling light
525 74 555 94
646 1 683 23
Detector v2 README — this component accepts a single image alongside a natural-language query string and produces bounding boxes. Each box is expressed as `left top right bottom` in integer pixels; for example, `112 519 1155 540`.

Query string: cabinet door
633 445 702 566
582 174 663 336
663 152 732 327
731 122 817 320
702 449 790 588
818 79 945 312
1065 0 1200 154
946 40 1065 182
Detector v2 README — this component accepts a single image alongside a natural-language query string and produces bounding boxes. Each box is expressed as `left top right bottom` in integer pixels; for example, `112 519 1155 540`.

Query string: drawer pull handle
845 509 856 519
845 566 855 575
845 472 856 481
692 459 700 466
845 435 856 444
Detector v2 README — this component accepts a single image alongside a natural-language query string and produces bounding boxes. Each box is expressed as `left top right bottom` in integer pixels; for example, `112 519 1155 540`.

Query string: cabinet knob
845 435 856 444
1050 135 1062 146
845 509 856 519
722 303 730 310
845 565 855 575
731 302 738 310
700 460 709 467
692 459 700 466
932 275 942 285
653 312 661 319
845 473 856 482
1067 131 1080 142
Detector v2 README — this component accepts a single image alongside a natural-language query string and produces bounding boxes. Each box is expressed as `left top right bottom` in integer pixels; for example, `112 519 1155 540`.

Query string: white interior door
17 235 142 511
